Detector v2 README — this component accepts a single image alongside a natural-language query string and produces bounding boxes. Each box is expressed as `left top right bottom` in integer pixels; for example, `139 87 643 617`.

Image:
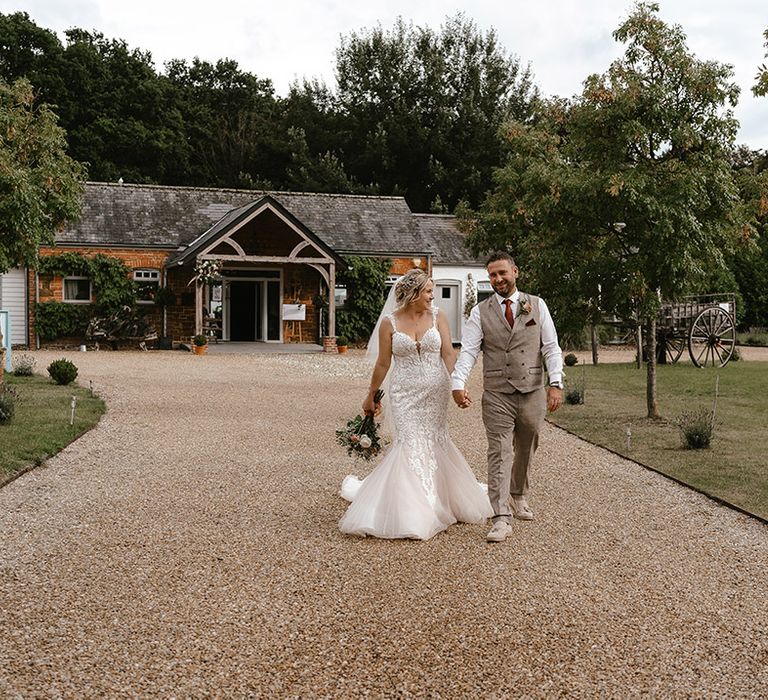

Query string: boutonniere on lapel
516 295 536 326
516 296 533 318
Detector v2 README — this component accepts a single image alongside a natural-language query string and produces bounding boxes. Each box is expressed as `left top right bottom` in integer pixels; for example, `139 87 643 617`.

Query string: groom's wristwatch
549 381 563 389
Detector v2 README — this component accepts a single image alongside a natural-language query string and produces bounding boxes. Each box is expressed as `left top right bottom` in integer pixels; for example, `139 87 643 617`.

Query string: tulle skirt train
339 436 493 540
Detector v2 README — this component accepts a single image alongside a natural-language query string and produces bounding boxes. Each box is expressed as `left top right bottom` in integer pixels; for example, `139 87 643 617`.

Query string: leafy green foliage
0 11 538 207
677 408 715 449
0 77 85 273
88 255 136 314
37 252 137 316
728 147 768 328
336 256 391 342
754 28 768 97
0 385 18 423
152 286 176 307
565 387 585 405
47 358 78 385
0 374 105 477
12 354 36 376
462 2 749 417
34 302 91 340
564 353 579 367
335 15 538 211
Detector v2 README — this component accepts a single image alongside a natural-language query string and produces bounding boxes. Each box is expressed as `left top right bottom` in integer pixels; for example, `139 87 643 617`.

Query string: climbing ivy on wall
37 252 137 314
34 302 90 340
336 255 391 342
35 252 139 339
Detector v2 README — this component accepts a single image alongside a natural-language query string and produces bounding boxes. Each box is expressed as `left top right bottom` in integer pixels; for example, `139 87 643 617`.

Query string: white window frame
334 284 348 308
476 280 494 303
63 276 92 304
133 269 161 304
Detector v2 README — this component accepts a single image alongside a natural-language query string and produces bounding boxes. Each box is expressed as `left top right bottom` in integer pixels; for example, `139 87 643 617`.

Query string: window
134 269 160 303
63 277 91 303
441 287 451 299
476 280 493 303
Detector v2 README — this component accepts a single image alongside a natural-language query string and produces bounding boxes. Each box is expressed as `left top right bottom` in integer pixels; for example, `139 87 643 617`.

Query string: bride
339 269 493 540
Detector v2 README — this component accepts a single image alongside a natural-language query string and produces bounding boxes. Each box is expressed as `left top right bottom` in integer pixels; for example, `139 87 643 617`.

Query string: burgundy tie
503 299 514 329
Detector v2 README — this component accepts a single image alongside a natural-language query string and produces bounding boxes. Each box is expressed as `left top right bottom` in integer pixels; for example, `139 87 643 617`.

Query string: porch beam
289 241 311 258
219 237 247 257
195 281 203 335
199 254 336 264
328 262 336 338
307 263 330 287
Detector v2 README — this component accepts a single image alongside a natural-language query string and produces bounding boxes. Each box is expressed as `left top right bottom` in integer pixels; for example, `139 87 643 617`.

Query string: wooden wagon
657 293 737 367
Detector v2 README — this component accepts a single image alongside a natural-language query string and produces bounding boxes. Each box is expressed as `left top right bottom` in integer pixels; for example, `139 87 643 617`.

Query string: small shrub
745 336 760 346
730 347 741 362
13 354 36 376
47 358 78 385
564 353 578 367
0 386 18 423
336 335 349 347
192 334 208 347
565 387 584 405
677 409 714 449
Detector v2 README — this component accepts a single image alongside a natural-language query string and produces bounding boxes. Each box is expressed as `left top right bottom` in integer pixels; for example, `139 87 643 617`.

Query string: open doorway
225 276 282 342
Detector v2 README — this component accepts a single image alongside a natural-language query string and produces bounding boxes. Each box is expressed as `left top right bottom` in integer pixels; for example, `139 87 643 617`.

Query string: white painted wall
432 265 488 343
0 268 28 346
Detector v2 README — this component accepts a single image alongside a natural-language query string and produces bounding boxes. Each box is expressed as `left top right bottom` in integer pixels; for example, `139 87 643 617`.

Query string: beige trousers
482 387 547 522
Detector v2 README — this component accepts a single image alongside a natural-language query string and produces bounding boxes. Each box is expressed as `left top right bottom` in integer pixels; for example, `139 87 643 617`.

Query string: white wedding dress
339 309 493 540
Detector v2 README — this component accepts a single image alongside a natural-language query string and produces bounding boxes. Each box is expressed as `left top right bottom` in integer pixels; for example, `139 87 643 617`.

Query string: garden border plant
0 373 106 486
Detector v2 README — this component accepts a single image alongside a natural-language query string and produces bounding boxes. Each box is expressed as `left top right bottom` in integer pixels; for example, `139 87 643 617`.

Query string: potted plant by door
336 335 349 354
192 334 209 355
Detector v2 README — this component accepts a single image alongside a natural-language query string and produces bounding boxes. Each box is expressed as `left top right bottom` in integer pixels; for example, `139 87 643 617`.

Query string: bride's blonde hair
395 268 430 309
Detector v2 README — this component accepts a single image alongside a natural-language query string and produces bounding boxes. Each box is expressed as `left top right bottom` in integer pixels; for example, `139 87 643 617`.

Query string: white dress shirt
451 290 564 390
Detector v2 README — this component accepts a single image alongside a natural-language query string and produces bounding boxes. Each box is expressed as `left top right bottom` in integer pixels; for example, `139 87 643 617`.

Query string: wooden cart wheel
664 333 686 363
687 306 736 367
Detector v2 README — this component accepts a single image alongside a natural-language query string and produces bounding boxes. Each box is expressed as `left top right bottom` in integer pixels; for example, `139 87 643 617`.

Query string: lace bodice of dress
387 308 451 504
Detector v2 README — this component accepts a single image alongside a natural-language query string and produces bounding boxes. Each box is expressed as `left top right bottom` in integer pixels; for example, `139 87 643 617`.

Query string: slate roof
166 195 347 267
56 182 484 268
58 182 429 257
413 214 485 266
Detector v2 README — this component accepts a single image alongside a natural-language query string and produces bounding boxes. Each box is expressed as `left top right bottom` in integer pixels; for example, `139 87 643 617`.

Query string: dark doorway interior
230 281 256 341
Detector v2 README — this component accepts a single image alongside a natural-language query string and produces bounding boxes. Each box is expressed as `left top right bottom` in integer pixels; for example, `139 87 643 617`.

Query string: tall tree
56 29 184 183
335 14 538 211
728 147 768 328
0 78 85 273
754 28 768 97
164 57 286 188
462 2 750 418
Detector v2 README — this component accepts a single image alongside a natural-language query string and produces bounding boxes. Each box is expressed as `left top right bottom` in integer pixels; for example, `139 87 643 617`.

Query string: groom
452 252 564 543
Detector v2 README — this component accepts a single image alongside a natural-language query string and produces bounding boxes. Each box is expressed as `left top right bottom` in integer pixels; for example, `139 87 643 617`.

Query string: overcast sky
6 0 768 149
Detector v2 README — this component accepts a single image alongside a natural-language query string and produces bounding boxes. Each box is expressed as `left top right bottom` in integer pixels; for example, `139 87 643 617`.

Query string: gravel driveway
1 349 766 698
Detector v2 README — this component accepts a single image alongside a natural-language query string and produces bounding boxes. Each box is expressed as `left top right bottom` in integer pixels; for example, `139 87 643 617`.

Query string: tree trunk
646 317 660 419
635 323 643 369
590 324 599 365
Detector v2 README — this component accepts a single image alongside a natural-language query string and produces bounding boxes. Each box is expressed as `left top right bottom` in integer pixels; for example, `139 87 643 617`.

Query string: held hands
547 386 564 413
452 389 472 409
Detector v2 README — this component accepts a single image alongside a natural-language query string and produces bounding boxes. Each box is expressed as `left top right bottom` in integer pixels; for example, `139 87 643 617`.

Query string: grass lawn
549 361 768 520
0 373 106 485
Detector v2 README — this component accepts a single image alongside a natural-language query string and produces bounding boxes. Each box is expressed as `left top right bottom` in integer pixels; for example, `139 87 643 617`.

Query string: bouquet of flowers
336 390 385 461
189 259 222 286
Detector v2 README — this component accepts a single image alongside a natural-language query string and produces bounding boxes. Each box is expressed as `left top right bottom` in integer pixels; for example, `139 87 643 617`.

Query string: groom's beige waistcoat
479 293 545 394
